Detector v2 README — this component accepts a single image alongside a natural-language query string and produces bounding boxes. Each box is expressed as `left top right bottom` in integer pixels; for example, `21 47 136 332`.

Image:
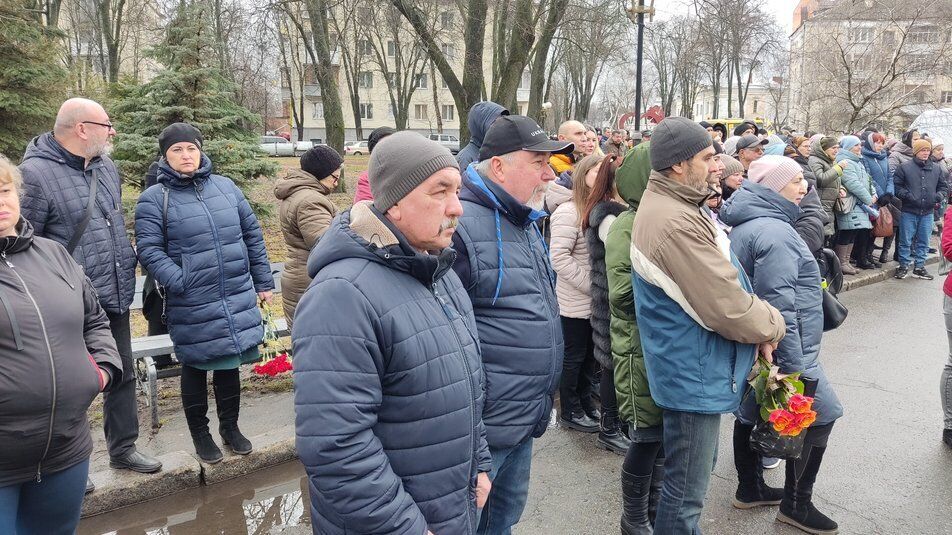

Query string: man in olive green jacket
605 141 664 532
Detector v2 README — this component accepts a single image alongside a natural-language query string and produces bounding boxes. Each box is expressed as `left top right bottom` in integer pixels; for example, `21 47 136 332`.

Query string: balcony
517 88 530 102
304 84 322 100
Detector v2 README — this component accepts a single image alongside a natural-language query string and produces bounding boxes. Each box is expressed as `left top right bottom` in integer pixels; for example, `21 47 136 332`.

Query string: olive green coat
606 143 661 429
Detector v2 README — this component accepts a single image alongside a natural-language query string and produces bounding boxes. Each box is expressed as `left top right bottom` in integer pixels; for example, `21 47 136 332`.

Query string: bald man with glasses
19 98 162 492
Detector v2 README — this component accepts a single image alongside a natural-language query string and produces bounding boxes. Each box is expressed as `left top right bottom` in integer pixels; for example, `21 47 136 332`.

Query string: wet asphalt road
516 275 952 535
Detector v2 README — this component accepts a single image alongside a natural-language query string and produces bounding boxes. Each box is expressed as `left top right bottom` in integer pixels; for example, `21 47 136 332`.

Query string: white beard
528 184 548 211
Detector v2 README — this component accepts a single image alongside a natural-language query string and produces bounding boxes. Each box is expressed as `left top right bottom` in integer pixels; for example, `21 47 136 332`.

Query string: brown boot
834 244 859 275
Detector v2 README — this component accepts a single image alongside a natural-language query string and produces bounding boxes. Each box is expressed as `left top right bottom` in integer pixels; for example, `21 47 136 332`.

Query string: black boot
597 412 632 455
647 456 664 525
777 445 838 534
620 469 653 535
214 371 253 455
732 421 783 509
183 391 223 464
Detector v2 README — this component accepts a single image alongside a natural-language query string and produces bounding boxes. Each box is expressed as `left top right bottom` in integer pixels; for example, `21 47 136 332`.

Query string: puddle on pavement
78 461 310 534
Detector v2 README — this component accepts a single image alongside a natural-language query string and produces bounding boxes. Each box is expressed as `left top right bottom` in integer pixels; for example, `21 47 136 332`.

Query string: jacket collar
461 164 547 228
646 170 710 207
157 154 213 188
0 218 34 256
913 156 933 169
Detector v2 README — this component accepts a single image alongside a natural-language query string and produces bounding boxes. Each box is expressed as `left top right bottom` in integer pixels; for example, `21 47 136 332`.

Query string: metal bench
130 263 287 429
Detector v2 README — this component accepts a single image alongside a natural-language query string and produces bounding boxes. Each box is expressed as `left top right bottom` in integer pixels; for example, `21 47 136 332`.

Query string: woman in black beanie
135 122 275 464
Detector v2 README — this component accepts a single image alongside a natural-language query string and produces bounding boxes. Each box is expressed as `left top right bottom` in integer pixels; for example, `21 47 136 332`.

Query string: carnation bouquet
253 301 292 377
746 355 818 459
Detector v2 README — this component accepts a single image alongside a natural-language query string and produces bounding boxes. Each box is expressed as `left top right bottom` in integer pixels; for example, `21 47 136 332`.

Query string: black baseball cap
736 134 768 151
479 115 573 161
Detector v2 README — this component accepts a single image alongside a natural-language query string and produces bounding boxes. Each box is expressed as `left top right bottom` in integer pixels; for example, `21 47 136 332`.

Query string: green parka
606 143 661 429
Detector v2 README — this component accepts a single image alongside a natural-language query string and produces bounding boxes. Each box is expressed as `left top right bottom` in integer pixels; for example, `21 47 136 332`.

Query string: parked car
344 141 369 155
428 133 460 154
260 136 313 157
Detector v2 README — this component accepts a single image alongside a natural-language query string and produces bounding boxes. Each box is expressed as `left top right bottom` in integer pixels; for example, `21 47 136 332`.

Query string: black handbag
749 378 818 460
821 288 848 331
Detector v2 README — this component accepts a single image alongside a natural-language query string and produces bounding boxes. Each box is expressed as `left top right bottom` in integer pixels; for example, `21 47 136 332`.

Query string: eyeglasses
330 173 341 182
81 120 115 130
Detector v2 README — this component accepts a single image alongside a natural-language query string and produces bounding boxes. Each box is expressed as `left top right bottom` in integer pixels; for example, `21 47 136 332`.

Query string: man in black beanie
629 116 785 533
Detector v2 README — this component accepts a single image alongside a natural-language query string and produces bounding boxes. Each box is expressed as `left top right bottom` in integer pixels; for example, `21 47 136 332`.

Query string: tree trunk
490 0 535 110
527 0 566 120
303 0 346 183
726 60 733 117
430 62 443 134
97 0 125 84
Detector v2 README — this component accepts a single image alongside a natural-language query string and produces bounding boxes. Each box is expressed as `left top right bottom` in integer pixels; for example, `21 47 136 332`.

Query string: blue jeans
654 410 722 535
0 458 90 535
899 212 933 268
476 437 533 535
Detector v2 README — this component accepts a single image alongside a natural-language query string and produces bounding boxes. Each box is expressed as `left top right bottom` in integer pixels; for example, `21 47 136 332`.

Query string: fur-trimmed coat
586 200 627 369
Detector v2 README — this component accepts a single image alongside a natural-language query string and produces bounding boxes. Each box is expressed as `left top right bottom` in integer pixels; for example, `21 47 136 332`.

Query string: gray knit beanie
719 154 744 177
370 131 459 213
649 117 714 171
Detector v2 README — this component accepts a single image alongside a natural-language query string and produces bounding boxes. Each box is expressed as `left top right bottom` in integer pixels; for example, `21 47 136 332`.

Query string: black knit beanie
368 127 395 153
158 123 203 157
300 145 344 180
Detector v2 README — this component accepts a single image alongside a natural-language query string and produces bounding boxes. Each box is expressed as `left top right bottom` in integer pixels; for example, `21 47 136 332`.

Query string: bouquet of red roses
253 301 293 377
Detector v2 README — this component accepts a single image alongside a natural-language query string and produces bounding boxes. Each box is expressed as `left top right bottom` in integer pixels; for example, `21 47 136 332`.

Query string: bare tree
489 0 536 109
330 0 370 140
526 0 569 120
275 10 308 141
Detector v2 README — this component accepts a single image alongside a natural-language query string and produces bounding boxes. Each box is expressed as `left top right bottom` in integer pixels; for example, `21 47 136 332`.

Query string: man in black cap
451 115 572 535
736 133 769 174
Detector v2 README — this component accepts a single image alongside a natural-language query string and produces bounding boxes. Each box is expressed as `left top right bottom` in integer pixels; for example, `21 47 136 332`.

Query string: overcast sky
654 0 799 34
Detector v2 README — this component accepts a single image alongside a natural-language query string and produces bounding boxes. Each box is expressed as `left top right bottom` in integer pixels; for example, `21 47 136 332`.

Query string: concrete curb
841 254 939 293
82 427 299 518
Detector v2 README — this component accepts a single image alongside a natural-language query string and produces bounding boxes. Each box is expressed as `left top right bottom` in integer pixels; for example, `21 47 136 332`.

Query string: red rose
788 394 814 414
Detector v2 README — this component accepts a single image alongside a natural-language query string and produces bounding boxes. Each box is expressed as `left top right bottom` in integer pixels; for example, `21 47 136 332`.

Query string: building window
312 102 324 119
908 27 940 45
441 77 448 89
442 105 455 121
943 91 952 104
385 72 397 86
414 104 428 120
357 39 373 56
883 30 896 46
520 70 531 90
360 103 373 119
387 41 397 57
388 104 395 119
441 43 455 59
416 73 428 89
848 27 873 43
440 11 454 29
358 71 373 88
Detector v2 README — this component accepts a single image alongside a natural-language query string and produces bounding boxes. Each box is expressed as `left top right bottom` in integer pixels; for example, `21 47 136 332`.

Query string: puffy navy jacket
19 133 137 314
451 166 563 449
293 202 489 535
895 156 950 216
134 156 273 363
720 182 843 426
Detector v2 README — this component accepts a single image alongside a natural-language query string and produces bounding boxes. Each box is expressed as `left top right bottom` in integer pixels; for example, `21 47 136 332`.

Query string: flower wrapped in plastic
746 356 818 459
253 301 292 377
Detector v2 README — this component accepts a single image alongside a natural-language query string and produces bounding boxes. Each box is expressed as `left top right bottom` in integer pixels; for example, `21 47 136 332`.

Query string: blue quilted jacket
293 202 489 535
134 156 273 363
451 165 563 449
19 133 137 314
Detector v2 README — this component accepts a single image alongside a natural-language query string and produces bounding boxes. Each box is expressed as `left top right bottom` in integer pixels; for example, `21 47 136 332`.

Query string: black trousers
559 316 595 416
600 362 619 417
103 311 140 458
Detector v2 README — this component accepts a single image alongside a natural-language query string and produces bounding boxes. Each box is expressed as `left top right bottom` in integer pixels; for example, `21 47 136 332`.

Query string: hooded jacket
894 155 950 216
134 156 274 364
835 149 875 230
0 219 122 487
456 102 509 171
719 182 843 426
293 202 489 535
275 168 337 326
18 132 138 314
791 155 828 255
807 138 844 237
549 153 575 175
549 200 592 319
630 171 785 413
451 166 562 448
605 143 659 428
888 140 914 177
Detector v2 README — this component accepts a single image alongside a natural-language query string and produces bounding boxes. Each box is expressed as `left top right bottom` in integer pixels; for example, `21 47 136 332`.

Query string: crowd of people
1 94 950 535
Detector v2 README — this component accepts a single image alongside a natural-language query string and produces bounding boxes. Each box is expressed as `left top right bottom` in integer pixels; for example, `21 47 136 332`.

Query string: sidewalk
80 247 943 518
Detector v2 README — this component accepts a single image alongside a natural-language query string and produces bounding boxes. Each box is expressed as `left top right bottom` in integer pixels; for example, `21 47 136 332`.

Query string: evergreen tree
0 0 68 158
111 1 276 208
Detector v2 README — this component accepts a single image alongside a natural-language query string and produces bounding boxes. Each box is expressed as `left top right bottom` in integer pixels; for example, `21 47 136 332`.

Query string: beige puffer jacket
549 200 592 319
274 169 337 326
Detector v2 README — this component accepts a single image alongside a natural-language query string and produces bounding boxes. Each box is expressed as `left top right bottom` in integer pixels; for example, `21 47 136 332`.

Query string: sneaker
895 266 909 279
913 267 934 280
762 456 782 470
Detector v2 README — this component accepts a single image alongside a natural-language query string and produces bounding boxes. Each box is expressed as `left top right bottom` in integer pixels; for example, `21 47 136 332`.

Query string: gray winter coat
0 219 122 486
452 166 563 449
293 201 489 535
807 139 844 237
19 133 138 314
719 182 843 426
835 149 875 231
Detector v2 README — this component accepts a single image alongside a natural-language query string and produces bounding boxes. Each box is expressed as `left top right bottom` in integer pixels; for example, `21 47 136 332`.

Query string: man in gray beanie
629 117 785 533
292 130 492 534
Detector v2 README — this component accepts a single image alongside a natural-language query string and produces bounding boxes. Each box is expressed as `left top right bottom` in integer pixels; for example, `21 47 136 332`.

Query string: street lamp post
627 0 655 131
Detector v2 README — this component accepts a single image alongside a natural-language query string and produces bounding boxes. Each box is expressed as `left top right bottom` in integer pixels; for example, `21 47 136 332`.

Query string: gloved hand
877 193 892 207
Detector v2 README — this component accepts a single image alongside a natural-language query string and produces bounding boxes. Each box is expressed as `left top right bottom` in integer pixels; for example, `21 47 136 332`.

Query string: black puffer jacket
0 219 121 486
586 200 627 369
895 157 950 216
19 133 138 314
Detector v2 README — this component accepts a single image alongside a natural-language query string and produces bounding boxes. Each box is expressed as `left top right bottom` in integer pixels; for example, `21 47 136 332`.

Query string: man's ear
491 156 507 184
670 161 685 176
386 203 402 223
